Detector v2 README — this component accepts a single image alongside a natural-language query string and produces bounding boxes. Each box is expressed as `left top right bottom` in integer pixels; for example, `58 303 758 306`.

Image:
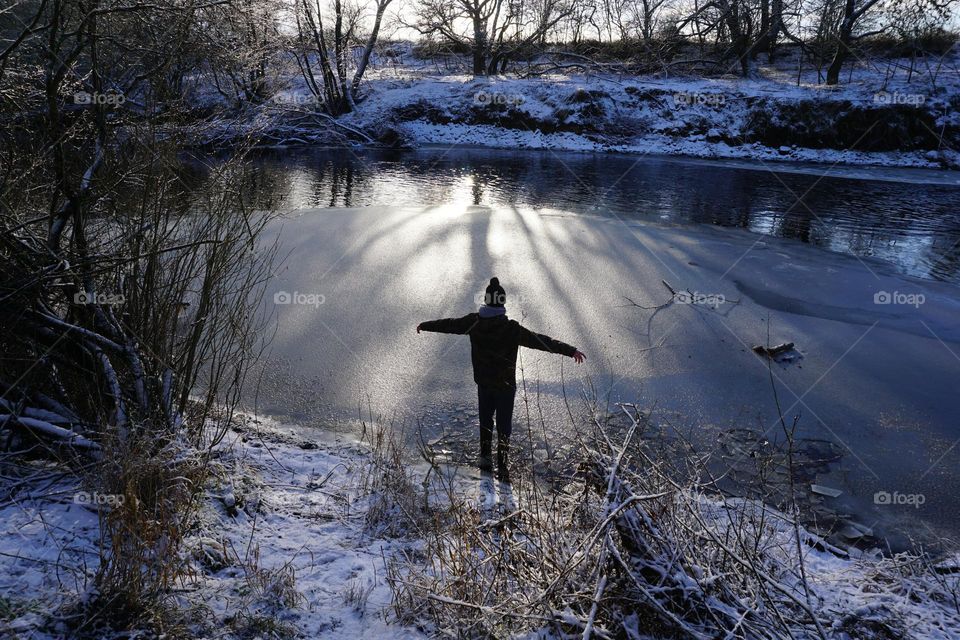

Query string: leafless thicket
409 0 577 75
372 404 960 639
1 0 277 631
293 0 396 114
412 0 957 81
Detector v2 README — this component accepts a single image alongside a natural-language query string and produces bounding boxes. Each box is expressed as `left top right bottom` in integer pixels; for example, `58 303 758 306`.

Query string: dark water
187 146 960 283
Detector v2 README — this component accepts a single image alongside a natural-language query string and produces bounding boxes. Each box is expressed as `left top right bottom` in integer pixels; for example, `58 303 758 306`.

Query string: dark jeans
478 385 516 440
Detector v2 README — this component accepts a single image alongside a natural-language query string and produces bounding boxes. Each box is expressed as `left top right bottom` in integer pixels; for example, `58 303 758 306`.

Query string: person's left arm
518 325 585 362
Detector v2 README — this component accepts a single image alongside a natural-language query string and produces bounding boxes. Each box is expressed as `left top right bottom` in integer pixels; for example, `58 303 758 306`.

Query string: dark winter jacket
419 313 577 390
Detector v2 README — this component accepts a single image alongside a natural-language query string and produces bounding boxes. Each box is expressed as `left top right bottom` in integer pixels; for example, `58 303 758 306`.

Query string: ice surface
254 202 960 538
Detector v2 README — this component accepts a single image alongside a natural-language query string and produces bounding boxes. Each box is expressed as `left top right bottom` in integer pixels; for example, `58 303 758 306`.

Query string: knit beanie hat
484 277 506 307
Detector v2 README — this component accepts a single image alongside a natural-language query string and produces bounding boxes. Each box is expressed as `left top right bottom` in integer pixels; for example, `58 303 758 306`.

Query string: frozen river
189 147 960 545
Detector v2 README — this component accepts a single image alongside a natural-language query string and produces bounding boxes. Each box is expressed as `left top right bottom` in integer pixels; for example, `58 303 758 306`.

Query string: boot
496 436 510 483
478 426 493 472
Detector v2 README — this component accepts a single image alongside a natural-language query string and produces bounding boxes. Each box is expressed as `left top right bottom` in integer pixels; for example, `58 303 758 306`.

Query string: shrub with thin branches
385 404 960 639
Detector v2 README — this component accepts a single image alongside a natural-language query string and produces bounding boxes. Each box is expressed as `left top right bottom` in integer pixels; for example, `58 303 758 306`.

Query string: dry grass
358 418 433 538
342 577 376 614
377 403 960 640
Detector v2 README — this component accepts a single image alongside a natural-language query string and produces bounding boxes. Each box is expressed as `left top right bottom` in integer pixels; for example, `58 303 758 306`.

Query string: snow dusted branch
0 415 100 451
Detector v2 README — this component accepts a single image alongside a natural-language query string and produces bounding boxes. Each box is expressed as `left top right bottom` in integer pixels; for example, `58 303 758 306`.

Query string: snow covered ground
3 415 959 638
0 416 427 639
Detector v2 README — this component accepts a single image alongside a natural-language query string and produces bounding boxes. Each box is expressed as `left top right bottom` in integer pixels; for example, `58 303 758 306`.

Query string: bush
385 407 960 639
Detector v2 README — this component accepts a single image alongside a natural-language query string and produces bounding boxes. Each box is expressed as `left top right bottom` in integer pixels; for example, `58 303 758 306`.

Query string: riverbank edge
188 70 960 172
3 413 960 638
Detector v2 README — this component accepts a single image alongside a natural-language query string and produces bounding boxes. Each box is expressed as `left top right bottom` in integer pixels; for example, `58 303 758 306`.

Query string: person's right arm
417 314 477 334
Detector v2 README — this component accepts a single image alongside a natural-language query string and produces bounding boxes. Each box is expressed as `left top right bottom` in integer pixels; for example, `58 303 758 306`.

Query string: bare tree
823 0 884 83
294 0 395 115
413 0 574 75
635 0 674 41
199 0 285 104
752 0 785 59
806 0 954 85
883 0 958 82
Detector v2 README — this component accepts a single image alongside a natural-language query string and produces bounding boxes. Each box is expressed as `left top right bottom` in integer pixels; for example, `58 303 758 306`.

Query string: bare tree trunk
826 0 854 85
825 46 847 85
299 0 348 114
826 0 883 85
754 0 783 61
473 14 488 75
352 0 391 96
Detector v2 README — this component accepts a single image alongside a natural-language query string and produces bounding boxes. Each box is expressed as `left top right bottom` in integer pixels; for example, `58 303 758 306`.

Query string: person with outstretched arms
417 277 585 482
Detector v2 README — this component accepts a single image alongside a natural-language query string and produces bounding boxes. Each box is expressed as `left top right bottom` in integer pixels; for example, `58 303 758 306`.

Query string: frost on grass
0 415 427 639
3 410 959 639
179 415 428 639
385 406 960 640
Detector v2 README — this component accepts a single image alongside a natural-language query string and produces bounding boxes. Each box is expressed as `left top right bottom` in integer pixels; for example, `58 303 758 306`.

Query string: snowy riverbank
193 47 960 170
3 414 960 638
346 72 960 169
0 416 425 639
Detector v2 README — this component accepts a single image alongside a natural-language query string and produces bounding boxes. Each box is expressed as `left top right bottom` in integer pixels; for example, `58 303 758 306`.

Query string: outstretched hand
572 350 586 364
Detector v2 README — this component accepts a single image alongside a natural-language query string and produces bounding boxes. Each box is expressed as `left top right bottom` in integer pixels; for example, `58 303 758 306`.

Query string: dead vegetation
1 4 278 628
373 402 960 639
